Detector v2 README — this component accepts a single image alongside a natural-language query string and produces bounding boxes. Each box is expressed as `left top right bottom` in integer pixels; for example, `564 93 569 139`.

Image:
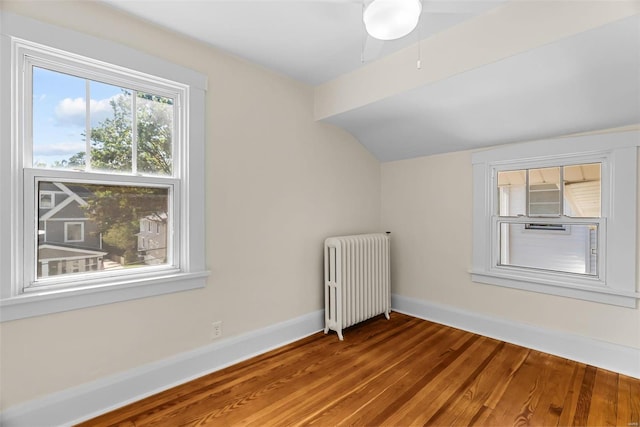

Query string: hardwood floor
80 313 640 426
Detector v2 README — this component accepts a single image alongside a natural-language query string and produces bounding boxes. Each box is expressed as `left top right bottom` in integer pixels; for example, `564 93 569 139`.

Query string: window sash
496 163 603 219
492 216 604 279
19 40 184 178
493 155 609 211
22 168 181 292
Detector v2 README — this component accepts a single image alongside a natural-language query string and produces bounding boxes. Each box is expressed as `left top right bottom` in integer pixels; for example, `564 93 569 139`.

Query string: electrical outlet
211 321 223 340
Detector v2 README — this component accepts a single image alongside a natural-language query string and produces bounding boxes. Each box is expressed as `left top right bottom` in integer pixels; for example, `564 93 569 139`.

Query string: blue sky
32 67 125 167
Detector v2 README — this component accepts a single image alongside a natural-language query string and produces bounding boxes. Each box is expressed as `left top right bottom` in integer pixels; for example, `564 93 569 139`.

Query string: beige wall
0 1 381 409
381 146 640 350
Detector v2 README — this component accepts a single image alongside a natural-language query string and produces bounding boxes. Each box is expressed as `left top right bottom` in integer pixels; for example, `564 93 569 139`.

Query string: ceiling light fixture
363 0 422 41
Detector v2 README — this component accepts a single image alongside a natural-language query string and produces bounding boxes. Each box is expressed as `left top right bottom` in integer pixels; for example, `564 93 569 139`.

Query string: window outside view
33 67 173 280
497 163 601 276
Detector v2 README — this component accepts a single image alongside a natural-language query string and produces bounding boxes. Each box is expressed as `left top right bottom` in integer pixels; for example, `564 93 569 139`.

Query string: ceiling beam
314 0 640 121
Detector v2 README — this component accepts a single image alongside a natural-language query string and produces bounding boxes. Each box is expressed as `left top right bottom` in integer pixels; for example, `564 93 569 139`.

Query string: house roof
38 244 107 262
143 212 168 223
40 182 89 221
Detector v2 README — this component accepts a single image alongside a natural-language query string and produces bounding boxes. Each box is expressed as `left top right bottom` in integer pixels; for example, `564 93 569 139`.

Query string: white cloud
33 141 86 156
54 95 122 127
54 97 85 126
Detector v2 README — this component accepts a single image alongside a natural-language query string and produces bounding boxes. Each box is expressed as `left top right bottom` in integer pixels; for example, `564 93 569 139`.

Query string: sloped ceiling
323 15 640 160
102 0 640 161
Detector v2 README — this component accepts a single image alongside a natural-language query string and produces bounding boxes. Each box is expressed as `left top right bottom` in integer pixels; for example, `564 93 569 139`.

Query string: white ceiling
102 0 507 84
102 0 640 161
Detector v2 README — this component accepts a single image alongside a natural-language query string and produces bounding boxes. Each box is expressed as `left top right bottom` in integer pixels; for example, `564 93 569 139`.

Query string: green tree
61 90 173 175
135 93 173 175
83 185 168 264
52 152 86 169
89 92 133 172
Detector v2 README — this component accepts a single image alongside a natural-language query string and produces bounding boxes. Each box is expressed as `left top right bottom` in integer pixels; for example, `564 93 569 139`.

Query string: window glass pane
37 181 169 280
39 192 54 208
32 67 86 170
499 222 598 276
137 93 173 176
564 163 601 218
65 223 83 242
32 68 175 177
90 81 133 173
497 170 526 216
528 167 561 216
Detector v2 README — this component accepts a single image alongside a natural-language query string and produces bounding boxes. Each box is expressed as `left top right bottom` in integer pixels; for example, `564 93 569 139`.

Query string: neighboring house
137 212 168 265
37 182 107 278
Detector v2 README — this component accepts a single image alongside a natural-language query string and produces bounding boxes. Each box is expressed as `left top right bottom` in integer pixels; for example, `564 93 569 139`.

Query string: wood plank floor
80 313 640 427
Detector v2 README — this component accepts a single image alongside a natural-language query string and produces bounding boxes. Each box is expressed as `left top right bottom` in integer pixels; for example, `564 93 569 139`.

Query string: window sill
0 270 210 322
471 270 639 308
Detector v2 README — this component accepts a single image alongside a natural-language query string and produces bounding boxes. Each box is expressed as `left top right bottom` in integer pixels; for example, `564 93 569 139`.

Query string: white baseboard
0 310 324 427
392 294 640 379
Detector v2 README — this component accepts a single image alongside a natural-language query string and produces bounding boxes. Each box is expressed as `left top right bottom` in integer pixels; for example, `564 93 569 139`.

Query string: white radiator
324 233 391 340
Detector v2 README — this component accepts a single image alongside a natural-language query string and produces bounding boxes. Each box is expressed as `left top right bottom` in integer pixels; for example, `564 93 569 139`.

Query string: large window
1 14 208 321
471 133 639 307
22 47 180 291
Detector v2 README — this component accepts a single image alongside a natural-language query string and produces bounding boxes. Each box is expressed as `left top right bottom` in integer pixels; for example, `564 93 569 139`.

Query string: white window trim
471 131 639 308
64 221 85 243
0 12 209 321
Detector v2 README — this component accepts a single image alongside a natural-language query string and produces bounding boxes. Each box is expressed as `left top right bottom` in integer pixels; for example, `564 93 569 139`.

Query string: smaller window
472 132 638 307
39 191 55 209
64 222 84 243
